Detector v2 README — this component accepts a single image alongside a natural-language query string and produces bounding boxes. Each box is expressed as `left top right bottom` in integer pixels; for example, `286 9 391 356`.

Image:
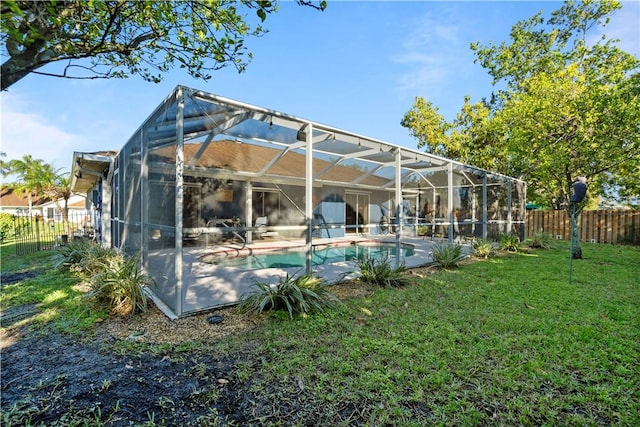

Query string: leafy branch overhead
401 0 639 209
0 0 326 90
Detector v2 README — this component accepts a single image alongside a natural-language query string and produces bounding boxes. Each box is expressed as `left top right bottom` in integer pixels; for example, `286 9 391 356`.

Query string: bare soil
0 273 394 426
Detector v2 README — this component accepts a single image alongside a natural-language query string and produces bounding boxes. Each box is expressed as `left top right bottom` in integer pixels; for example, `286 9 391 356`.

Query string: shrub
238 273 340 319
499 232 521 252
471 238 495 259
0 212 15 242
355 254 413 288
56 240 152 315
89 253 153 316
55 239 113 277
430 243 467 269
527 232 554 249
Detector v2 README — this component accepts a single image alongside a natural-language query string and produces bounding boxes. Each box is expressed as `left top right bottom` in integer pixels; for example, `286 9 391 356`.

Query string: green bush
430 243 467 269
471 238 495 259
527 232 554 249
355 254 413 288
56 239 152 316
499 232 521 252
238 273 340 319
0 212 15 242
55 239 113 277
89 253 154 316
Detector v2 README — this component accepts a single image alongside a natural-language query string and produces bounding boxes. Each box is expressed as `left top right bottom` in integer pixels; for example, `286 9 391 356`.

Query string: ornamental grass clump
56 240 153 316
471 238 495 259
527 232 554 249
89 253 154 316
430 243 467 269
238 273 340 319
355 254 413 288
55 238 113 277
499 232 521 252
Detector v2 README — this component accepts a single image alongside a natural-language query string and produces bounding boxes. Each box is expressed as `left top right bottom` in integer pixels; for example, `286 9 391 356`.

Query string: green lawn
220 243 639 425
0 242 107 333
1 241 639 425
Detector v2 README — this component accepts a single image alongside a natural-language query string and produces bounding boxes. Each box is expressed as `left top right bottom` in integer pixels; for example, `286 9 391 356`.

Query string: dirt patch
0 269 44 285
0 279 380 425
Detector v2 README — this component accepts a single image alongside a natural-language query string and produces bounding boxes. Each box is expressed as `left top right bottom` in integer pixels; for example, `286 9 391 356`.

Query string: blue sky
1 1 638 173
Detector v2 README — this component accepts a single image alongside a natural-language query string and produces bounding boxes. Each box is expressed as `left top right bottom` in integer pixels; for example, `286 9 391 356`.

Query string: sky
1 1 639 173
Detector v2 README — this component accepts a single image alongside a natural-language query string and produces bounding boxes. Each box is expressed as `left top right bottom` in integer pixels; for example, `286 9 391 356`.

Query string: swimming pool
200 242 415 269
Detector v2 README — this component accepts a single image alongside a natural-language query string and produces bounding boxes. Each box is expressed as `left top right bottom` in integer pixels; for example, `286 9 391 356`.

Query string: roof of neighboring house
1 188 86 210
150 140 390 187
68 198 86 208
0 188 48 208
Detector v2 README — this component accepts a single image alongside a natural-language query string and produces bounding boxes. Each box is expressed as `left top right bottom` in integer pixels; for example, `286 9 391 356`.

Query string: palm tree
2 155 74 232
1 154 49 216
41 168 73 236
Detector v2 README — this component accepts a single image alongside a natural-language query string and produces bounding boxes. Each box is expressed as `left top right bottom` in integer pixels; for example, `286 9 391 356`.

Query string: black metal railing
9 212 95 256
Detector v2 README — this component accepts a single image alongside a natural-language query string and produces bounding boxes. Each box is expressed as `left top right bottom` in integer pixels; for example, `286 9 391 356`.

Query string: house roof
1 188 87 210
68 198 86 208
0 188 48 208
150 140 390 188
70 151 117 193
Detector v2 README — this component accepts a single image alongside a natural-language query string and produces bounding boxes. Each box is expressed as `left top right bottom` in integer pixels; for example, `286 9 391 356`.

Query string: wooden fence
526 210 640 244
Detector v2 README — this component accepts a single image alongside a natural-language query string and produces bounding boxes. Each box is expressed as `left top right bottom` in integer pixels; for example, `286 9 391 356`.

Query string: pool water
202 243 415 269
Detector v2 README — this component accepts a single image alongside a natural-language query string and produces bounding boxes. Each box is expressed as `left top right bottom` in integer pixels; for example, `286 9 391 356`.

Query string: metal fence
526 209 640 245
8 212 95 256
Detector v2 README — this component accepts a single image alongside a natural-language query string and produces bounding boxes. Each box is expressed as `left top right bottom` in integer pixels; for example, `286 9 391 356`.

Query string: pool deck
150 236 472 318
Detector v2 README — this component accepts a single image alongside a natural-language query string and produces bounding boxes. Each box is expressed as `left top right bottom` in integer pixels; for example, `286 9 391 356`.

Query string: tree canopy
401 0 639 209
0 0 326 90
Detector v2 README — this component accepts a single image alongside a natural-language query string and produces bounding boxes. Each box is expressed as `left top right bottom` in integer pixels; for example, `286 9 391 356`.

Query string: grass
1 242 108 334
220 242 639 425
2 241 639 424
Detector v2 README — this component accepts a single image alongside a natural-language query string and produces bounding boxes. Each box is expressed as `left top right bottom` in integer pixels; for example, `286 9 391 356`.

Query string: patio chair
254 216 268 239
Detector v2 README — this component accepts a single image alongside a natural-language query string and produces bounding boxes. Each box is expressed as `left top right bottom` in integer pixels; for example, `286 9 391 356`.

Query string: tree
401 0 640 258
1 0 326 91
2 155 75 234
1 154 50 216
400 95 508 173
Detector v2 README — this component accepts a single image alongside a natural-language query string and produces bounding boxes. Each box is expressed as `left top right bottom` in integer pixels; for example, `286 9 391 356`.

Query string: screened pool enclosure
73 86 526 317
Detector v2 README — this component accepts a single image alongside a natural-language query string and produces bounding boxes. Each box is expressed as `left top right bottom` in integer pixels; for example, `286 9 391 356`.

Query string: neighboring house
1 187 88 220
0 187 44 216
70 86 526 318
38 194 90 224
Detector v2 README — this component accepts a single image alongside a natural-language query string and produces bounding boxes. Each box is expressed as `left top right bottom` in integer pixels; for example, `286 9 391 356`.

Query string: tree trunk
0 59 31 91
1 35 49 91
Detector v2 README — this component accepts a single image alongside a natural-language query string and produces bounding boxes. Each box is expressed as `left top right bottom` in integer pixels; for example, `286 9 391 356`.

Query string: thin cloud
392 9 468 94
1 93 82 170
604 1 640 56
